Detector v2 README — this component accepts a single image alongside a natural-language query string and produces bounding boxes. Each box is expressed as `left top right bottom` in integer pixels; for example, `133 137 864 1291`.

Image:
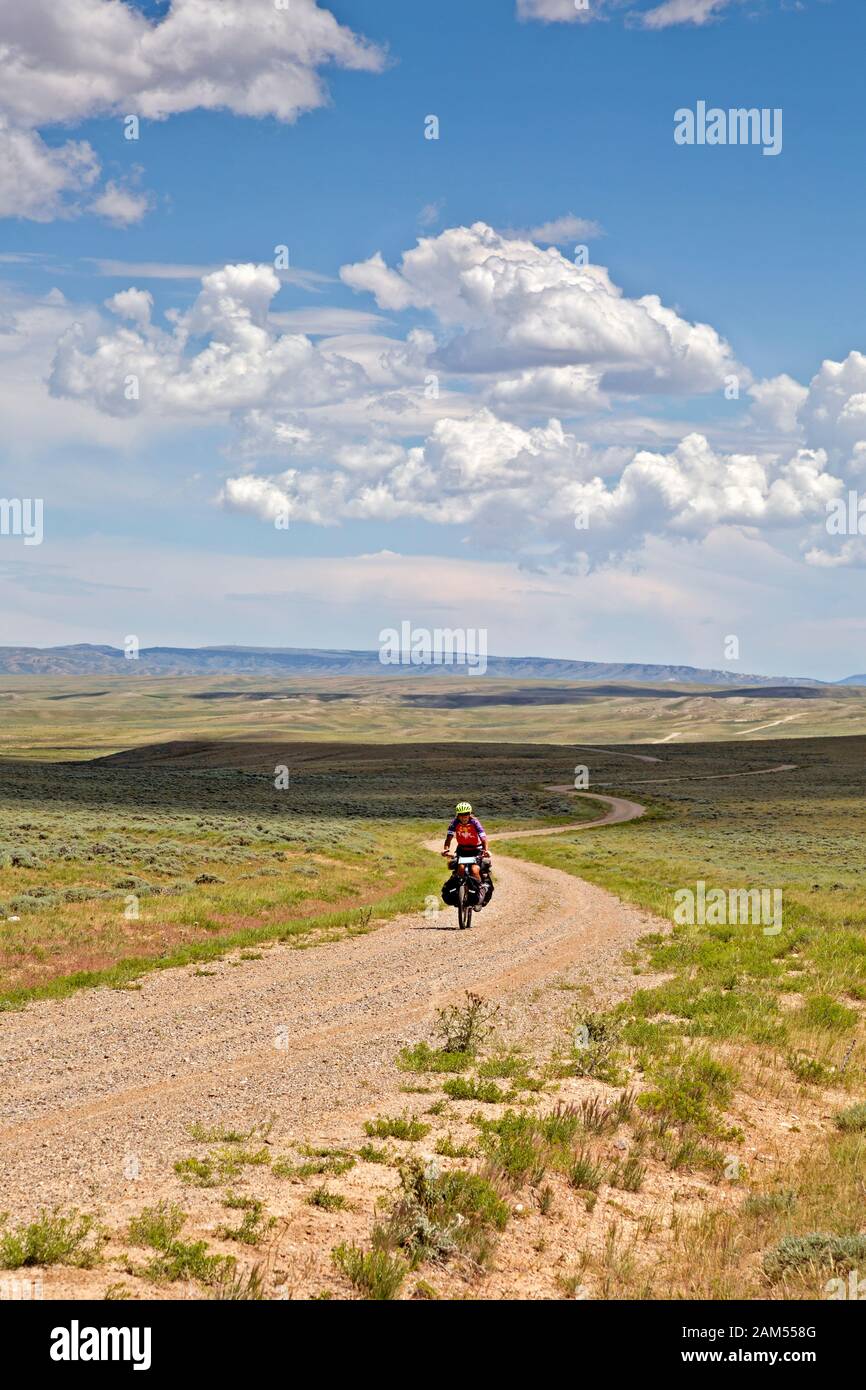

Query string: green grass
357 1143 391 1164
174 1145 271 1186
363 1115 431 1142
442 1075 507 1104
274 1152 356 1179
210 1263 267 1300
218 1195 275 1245
607 1152 646 1192
636 1049 738 1137
477 1053 532 1080
475 1111 548 1187
127 1201 230 1286
307 1188 349 1212
397 1042 473 1073
434 1134 477 1159
538 1102 583 1146
743 1192 796 1217
567 1150 606 1193
331 1242 407 1300
0 1208 102 1269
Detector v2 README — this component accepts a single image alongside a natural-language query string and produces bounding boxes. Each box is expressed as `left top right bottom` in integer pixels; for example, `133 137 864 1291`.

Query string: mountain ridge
0 643 849 685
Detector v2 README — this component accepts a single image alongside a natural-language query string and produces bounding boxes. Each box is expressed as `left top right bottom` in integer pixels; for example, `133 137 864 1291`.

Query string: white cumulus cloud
50 262 368 418
341 221 743 396
0 0 384 222
221 407 842 571
0 122 99 222
800 352 866 464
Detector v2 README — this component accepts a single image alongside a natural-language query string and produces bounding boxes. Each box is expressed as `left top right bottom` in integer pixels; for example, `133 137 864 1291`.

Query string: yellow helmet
455 801 472 814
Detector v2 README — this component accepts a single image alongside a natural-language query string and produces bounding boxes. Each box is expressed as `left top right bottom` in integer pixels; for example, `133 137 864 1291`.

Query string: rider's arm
473 816 489 852
443 818 456 852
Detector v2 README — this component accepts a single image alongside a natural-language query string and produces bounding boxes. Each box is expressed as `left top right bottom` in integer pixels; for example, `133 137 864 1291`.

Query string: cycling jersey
447 815 486 846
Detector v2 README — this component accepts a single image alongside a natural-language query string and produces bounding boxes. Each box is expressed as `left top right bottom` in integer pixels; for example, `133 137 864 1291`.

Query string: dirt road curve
0 794 659 1213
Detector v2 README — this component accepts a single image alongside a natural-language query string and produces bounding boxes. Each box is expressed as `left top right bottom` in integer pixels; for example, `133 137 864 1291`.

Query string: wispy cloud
418 199 445 229
504 213 604 245
86 259 333 290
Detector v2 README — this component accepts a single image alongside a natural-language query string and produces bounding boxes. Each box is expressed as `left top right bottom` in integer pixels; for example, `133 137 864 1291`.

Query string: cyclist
442 801 490 888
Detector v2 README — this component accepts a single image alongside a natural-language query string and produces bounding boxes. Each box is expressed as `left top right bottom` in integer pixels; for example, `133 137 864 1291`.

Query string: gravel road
0 793 659 1214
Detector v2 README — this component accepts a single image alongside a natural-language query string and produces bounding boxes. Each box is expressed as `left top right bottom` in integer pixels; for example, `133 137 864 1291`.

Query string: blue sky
1 0 865 678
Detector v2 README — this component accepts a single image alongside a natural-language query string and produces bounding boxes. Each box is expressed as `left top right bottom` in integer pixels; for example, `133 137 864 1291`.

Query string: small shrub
374 1158 508 1267
434 1135 476 1159
0 1209 101 1270
743 1192 796 1217
332 1243 407 1300
608 1153 646 1192
211 1263 266 1300
363 1115 430 1142
568 1149 606 1192
478 1054 530 1080
477 1110 545 1187
434 992 500 1055
128 1202 185 1251
307 1188 348 1212
442 1076 505 1104
358 1143 390 1164
174 1156 217 1187
834 1102 866 1133
276 1151 355 1179
128 1201 230 1286
763 1233 866 1279
577 1095 617 1135
787 1051 832 1085
397 1042 472 1073
638 1050 735 1136
218 1196 275 1245
538 1103 582 1147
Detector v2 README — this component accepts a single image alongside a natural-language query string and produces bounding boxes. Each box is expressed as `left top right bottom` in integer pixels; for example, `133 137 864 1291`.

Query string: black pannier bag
441 875 461 906
441 869 495 909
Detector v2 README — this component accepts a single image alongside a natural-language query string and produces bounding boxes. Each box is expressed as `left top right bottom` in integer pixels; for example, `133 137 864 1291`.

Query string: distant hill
0 643 837 685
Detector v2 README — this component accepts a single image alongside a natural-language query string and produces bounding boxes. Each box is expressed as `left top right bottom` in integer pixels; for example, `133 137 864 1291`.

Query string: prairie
3 673 866 759
0 699 864 1301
